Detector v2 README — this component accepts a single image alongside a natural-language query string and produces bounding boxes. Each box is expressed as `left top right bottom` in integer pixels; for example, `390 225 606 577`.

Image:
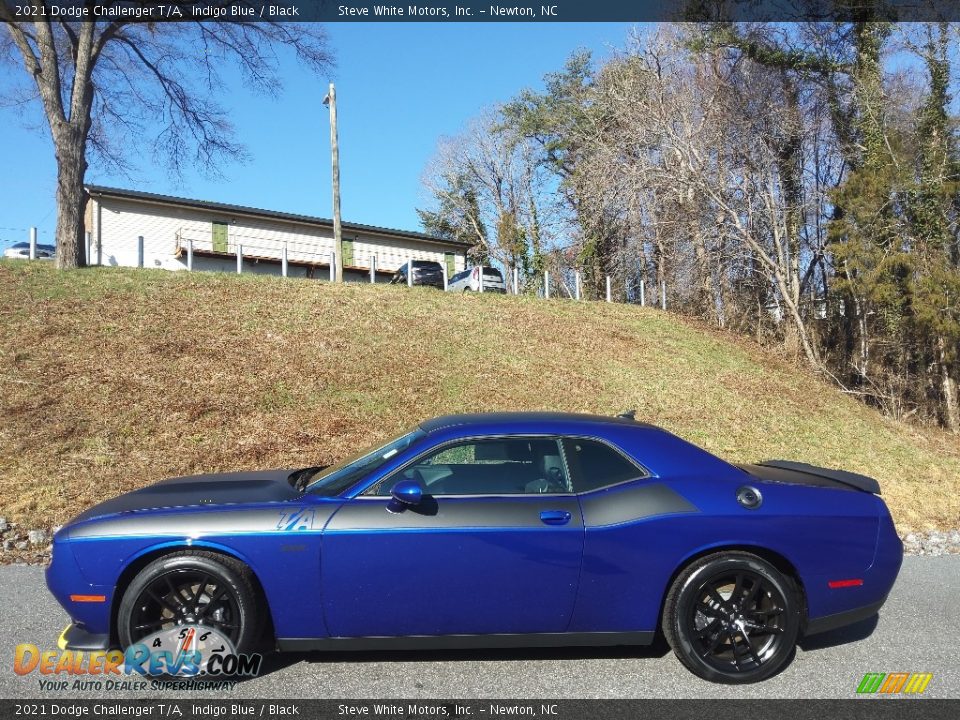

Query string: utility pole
324 83 344 282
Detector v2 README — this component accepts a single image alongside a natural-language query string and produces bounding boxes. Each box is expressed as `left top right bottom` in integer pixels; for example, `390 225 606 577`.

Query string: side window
372 437 570 496
562 438 644 493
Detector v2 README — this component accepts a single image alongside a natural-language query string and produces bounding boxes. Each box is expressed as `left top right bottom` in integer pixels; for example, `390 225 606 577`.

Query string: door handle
540 510 571 526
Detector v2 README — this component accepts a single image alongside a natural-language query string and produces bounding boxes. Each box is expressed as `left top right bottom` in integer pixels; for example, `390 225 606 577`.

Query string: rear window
413 260 442 270
482 268 503 279
562 438 645 493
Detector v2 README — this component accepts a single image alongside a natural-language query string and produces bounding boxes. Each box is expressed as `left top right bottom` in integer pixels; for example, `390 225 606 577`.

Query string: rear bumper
803 502 902 635
804 597 886 636
412 275 444 288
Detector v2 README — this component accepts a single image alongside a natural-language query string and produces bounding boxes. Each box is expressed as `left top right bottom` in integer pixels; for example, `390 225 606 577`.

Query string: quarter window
373 437 570 496
562 438 644 493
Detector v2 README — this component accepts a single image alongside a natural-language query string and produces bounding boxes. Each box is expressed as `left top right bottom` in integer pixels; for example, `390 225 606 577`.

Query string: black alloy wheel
118 550 262 652
662 551 801 683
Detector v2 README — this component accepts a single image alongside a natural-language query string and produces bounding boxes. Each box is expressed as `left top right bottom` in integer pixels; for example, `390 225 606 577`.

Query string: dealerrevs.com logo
856 673 934 695
14 625 262 690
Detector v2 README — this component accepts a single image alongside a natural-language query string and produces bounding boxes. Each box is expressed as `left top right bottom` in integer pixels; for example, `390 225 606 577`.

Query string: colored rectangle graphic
856 673 933 694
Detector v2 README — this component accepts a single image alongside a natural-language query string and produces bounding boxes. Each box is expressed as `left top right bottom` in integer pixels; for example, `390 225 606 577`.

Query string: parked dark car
390 260 445 289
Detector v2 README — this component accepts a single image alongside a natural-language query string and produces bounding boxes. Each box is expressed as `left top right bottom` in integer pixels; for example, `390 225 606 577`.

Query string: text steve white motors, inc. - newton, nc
337 4 560 18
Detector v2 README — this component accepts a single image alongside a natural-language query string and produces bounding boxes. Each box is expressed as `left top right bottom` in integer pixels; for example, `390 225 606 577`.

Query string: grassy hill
1 260 958 537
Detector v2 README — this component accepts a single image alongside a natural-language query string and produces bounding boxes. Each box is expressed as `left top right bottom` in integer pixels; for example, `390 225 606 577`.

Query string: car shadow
797 613 879 652
239 620 877 684
246 638 673 682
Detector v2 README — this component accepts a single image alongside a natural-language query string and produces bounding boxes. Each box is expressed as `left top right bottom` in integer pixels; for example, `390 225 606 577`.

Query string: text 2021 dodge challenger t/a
47 412 902 683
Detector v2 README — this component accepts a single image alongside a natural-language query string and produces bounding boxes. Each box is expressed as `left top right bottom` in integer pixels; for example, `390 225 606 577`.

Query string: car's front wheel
662 551 801 683
117 550 263 653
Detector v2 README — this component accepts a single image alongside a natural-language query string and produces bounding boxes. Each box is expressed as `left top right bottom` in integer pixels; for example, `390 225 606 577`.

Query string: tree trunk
938 336 959 432
53 130 88 269
691 224 712 319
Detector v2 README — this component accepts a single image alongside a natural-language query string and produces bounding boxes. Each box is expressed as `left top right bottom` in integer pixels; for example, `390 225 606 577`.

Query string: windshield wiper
289 466 328 492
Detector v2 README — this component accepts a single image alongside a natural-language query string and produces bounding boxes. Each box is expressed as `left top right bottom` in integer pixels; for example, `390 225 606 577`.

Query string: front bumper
46 533 114 641
58 623 112 652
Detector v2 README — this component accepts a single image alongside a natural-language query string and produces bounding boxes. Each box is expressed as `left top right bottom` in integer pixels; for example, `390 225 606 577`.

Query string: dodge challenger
47 412 903 683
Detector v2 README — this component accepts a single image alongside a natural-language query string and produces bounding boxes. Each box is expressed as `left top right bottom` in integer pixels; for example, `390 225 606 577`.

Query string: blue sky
0 22 635 251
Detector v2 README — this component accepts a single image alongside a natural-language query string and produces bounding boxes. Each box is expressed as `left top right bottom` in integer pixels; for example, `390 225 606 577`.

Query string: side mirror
389 479 423 508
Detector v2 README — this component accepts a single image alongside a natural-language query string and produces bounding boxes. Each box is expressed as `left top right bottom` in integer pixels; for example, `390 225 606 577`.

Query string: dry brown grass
1 260 958 534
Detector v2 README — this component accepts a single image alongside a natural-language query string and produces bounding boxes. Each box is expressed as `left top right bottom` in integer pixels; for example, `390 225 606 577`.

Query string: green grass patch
1 260 958 534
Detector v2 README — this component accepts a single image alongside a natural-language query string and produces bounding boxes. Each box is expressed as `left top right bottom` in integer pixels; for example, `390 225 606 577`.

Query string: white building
83 185 470 281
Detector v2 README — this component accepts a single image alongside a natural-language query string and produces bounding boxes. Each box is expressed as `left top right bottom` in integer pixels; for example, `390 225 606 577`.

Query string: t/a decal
275 508 317 531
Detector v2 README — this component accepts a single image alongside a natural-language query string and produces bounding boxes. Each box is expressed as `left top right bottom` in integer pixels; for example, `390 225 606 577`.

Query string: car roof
419 412 657 435
8 242 55 250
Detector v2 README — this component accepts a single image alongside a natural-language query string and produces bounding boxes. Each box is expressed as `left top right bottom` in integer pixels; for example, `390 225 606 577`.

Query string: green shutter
212 222 228 253
342 239 355 267
445 252 456 277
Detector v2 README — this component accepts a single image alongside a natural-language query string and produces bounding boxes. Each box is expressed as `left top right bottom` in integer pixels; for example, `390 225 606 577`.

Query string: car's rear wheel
662 551 801 683
117 550 262 653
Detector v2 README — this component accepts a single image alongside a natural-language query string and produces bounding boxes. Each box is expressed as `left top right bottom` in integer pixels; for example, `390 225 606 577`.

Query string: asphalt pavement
1 557 957 699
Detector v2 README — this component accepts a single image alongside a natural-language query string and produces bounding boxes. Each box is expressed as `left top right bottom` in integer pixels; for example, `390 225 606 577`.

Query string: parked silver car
447 266 506 293
3 242 56 260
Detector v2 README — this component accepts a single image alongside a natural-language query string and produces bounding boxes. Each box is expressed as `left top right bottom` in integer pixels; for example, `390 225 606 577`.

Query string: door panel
342 239 355 267
321 495 583 637
211 221 228 253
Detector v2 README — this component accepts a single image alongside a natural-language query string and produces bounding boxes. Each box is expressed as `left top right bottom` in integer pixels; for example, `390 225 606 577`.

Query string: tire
117 550 263 654
661 551 801 683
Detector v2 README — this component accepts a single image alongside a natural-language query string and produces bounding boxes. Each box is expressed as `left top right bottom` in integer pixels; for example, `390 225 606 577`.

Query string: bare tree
581 28 824 365
421 109 564 286
0 2 333 269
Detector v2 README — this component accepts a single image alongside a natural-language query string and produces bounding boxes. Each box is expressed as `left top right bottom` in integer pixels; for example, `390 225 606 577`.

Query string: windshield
304 428 426 496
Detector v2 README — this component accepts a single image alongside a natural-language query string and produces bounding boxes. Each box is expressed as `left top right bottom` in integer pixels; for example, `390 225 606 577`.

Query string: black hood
70 468 303 524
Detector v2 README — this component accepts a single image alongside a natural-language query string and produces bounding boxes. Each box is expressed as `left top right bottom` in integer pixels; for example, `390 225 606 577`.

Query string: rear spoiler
757 460 882 495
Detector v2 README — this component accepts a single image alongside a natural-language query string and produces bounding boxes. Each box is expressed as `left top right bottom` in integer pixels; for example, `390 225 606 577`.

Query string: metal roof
419 412 656 433
85 185 472 249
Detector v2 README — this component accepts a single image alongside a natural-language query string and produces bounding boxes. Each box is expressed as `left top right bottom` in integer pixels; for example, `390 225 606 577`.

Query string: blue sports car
47 412 902 683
